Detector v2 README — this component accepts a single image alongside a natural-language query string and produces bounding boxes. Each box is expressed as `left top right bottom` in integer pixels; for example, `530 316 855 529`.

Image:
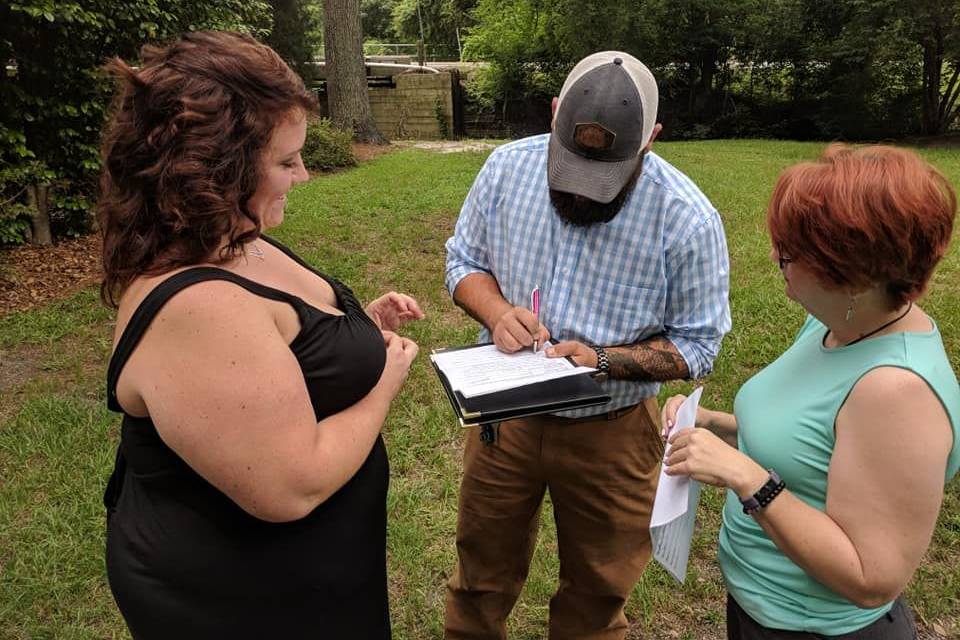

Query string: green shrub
0 213 31 246
1 127 32 245
302 118 356 171
0 158 89 246
0 179 31 246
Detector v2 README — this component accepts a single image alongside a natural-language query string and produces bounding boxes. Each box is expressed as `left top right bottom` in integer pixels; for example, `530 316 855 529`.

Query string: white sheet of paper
431 344 595 398
651 480 701 583
650 386 704 583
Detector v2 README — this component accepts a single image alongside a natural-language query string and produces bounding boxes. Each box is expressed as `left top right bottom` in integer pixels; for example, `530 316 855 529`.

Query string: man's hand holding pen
488 284 598 370
492 306 550 353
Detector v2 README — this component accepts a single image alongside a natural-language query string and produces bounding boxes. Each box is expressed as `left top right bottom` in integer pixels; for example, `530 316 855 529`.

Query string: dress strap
105 267 305 413
103 439 127 517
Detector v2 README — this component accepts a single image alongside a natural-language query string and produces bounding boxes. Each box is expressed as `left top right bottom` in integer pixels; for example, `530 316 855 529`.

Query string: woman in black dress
98 31 423 638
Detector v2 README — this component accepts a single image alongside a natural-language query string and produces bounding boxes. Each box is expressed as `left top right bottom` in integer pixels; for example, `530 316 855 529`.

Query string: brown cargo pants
444 397 663 640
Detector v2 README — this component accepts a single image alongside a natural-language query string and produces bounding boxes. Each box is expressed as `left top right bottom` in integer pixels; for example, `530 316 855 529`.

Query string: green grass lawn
1 140 959 639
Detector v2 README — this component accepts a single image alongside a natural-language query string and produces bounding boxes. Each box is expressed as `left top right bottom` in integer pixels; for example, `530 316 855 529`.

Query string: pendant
249 242 265 261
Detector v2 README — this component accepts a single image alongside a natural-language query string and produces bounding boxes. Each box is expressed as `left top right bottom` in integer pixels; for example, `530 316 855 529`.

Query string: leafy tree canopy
460 0 960 140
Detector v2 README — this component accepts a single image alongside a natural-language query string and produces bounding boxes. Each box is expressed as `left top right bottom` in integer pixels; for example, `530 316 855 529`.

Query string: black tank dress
103 240 390 639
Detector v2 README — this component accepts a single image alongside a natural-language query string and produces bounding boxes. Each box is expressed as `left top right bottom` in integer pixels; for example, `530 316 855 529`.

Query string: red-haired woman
662 145 959 639
99 32 422 638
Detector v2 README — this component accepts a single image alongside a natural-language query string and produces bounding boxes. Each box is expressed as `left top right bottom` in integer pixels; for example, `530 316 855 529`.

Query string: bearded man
442 51 732 640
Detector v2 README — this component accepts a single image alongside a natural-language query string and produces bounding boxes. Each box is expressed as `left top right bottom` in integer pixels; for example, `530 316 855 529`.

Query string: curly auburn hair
767 144 956 309
98 31 318 306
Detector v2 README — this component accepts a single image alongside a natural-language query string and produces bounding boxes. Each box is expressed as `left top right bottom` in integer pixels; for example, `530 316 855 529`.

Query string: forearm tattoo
606 335 690 382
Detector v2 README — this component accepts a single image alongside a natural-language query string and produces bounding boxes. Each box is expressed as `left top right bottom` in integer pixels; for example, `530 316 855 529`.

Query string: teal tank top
718 314 960 635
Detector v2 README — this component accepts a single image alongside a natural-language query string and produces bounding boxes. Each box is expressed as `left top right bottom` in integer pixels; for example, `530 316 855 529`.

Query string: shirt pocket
582 280 664 346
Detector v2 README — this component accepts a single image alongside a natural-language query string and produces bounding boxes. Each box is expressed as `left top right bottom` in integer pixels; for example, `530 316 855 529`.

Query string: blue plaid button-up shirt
445 134 731 416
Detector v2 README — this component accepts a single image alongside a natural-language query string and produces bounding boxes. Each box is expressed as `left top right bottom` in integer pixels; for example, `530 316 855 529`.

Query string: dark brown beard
549 156 644 227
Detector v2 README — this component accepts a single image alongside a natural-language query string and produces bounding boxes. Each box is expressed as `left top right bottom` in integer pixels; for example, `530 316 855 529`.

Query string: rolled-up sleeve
663 210 731 379
444 157 495 297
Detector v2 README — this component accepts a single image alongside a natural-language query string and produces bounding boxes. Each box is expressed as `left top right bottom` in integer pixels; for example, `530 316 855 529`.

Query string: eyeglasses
776 244 793 270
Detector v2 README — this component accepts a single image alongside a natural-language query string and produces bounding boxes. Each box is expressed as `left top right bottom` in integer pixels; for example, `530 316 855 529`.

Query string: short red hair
768 144 956 308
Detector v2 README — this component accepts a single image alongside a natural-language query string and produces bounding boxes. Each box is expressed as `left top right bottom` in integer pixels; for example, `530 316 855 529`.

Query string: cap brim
547 133 640 204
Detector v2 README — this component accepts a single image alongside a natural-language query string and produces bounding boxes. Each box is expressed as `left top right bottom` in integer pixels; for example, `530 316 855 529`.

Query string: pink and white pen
531 284 541 353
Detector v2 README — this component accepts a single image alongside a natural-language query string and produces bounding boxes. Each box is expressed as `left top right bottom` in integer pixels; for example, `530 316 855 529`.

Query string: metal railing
357 43 461 62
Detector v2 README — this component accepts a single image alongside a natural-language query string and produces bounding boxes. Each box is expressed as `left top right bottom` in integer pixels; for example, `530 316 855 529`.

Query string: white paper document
650 386 704 583
430 344 595 398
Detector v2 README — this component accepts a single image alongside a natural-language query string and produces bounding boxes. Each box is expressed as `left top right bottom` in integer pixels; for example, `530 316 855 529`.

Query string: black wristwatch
739 469 786 515
591 345 610 380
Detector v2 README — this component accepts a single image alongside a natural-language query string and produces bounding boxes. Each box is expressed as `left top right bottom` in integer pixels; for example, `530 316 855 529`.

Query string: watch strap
591 345 610 374
740 469 785 515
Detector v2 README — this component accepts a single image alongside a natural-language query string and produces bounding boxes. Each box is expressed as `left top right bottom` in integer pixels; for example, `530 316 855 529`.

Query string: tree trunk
696 45 719 116
921 33 944 135
322 0 387 144
26 184 52 246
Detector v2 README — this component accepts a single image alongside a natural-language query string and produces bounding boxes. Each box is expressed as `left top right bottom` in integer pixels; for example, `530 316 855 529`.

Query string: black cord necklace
830 301 914 347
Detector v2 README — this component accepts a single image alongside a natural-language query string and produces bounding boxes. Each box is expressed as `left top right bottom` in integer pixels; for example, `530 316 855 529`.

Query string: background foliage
0 0 272 245
360 0 472 60
4 0 960 245
266 0 324 84
460 0 960 141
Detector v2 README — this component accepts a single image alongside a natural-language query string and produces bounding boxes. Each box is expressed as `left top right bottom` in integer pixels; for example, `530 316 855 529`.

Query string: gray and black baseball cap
548 51 659 203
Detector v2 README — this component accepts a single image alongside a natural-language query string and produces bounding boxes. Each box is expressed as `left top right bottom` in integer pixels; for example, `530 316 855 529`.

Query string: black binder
430 343 611 427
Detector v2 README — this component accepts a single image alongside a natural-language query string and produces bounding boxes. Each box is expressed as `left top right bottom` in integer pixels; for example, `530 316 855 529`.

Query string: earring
845 296 856 321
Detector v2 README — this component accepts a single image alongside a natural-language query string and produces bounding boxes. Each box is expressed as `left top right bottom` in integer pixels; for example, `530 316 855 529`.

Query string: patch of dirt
919 619 956 639
0 318 112 427
0 344 40 390
0 234 102 317
628 616 722 640
352 142 397 163
395 140 498 154
0 343 42 424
